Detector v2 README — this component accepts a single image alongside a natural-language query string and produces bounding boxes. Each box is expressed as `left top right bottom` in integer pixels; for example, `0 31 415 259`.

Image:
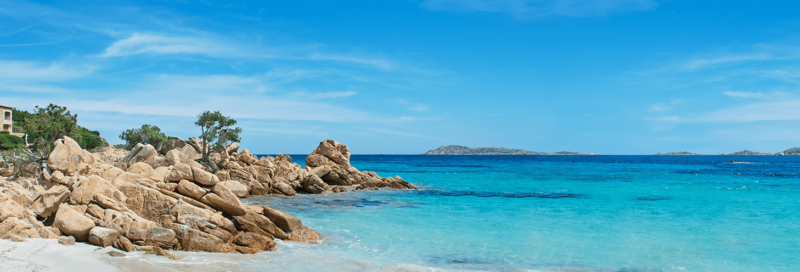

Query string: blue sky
2 0 800 154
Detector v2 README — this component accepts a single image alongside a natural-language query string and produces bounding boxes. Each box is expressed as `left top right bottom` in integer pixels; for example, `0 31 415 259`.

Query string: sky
2 0 800 154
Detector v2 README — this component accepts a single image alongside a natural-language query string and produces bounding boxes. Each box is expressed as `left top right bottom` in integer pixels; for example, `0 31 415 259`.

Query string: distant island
721 150 773 155
655 151 703 155
421 145 594 155
655 147 800 156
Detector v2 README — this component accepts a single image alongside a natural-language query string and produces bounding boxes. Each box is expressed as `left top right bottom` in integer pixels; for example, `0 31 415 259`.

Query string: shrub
119 124 170 150
0 134 25 150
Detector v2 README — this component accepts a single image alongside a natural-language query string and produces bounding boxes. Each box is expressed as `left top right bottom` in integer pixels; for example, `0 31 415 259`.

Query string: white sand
0 238 122 272
0 238 265 272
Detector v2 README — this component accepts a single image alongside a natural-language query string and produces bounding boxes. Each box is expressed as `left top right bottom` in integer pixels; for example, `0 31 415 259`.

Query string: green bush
0 131 8 135
0 134 25 150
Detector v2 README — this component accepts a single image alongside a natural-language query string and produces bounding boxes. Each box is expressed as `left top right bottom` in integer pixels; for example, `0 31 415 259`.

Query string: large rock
164 149 204 169
191 166 219 186
177 179 207 200
234 232 276 251
171 225 225 252
69 176 127 206
127 162 154 177
30 185 70 218
88 227 120 247
203 184 246 216
287 226 319 243
47 136 94 176
263 206 303 233
122 143 158 166
301 174 329 194
219 180 248 198
310 139 351 167
166 163 193 182
53 205 95 241
234 211 286 240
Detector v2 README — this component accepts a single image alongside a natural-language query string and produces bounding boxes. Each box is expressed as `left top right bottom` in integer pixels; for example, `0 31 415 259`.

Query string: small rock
58 236 76 245
107 251 127 257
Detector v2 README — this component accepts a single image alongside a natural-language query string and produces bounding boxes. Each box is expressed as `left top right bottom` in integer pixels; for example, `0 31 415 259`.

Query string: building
0 104 12 133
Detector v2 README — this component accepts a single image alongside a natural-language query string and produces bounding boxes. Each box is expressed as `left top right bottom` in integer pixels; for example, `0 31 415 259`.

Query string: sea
157 155 800 271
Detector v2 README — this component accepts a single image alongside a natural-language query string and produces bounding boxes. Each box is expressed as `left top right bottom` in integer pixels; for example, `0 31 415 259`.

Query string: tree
195 111 242 162
23 104 80 150
119 124 170 150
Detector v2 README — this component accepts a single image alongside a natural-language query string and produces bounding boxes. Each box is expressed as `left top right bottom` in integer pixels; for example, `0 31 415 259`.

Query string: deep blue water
243 155 800 271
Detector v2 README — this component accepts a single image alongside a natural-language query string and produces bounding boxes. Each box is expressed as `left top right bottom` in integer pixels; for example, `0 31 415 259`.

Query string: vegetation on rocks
195 111 241 162
119 124 170 150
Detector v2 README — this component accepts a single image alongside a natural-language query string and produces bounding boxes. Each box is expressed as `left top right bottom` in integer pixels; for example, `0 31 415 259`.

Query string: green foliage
113 144 128 150
0 134 25 150
78 127 105 150
195 111 242 161
119 124 170 150
22 104 80 148
11 108 33 123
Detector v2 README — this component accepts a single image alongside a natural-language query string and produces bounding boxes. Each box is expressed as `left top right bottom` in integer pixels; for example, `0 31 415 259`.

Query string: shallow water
239 155 800 271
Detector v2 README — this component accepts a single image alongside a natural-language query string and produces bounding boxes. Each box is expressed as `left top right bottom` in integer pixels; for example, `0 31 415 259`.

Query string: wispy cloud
101 33 241 58
698 100 800 123
0 60 93 82
648 100 680 111
421 0 658 18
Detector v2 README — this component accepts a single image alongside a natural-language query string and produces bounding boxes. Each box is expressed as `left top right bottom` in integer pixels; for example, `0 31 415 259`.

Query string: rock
165 163 193 182
107 251 127 257
150 167 171 182
145 246 181 260
305 154 334 168
203 184 246 216
127 162 154 177
330 186 348 193
113 236 135 252
69 176 127 206
47 136 94 176
225 143 240 155
233 212 286 240
191 166 219 186
272 179 296 196
30 185 70 218
122 143 158 166
301 174 329 194
164 149 204 169
88 227 120 247
310 139 351 167
219 180 248 198
114 172 157 188
262 206 303 233
287 226 319 243
50 171 65 183
176 179 207 200
172 225 225 252
156 182 178 192
53 205 95 241
58 236 76 245
234 232 276 251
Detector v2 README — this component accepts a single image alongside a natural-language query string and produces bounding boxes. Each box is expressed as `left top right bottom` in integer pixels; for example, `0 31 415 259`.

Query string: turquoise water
247 155 800 271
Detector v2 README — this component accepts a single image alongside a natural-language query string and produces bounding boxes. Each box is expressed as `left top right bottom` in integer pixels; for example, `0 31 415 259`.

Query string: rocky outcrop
722 150 773 155
0 136 417 258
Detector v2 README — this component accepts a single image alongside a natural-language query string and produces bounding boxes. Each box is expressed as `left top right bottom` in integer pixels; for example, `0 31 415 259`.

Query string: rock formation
0 137 416 258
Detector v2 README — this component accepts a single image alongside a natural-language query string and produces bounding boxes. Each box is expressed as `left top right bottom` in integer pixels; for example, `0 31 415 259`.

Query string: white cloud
682 53 771 70
647 116 681 121
648 100 680 112
101 33 241 58
421 0 657 18
0 60 92 82
699 100 800 123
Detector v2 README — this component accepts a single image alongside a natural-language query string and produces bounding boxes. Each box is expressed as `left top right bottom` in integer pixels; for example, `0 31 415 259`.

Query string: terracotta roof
0 104 11 109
